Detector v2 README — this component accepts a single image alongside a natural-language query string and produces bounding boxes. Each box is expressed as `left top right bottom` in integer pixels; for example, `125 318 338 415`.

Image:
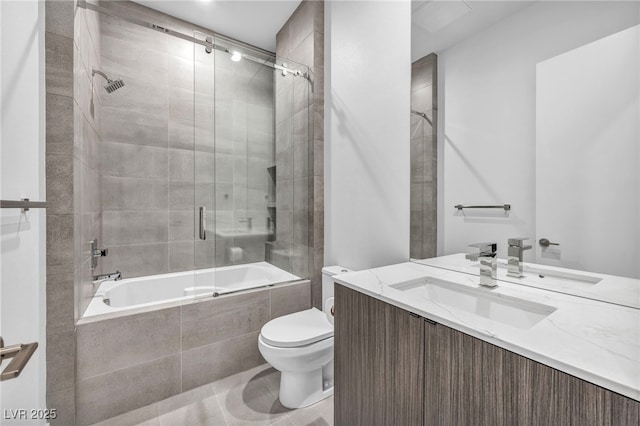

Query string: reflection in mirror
410 54 438 260
410 1 639 302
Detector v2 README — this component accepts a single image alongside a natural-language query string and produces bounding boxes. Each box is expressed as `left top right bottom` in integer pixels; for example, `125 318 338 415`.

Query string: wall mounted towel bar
455 204 511 211
0 337 39 381
0 198 47 212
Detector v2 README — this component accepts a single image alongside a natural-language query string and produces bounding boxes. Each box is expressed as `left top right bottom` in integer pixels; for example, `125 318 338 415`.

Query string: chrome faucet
507 237 532 278
92 271 122 284
465 242 498 287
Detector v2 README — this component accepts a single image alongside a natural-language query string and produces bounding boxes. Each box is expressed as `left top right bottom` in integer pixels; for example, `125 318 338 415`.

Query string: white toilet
258 265 351 409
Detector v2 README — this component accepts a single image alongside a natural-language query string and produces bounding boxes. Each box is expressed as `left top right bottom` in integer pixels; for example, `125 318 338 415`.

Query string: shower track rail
77 0 310 80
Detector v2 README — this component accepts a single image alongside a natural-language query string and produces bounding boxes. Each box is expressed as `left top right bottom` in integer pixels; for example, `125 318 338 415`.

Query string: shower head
104 78 125 93
92 68 125 94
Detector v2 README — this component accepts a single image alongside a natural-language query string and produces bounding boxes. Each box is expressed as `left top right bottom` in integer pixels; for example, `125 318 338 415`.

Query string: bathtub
83 261 300 318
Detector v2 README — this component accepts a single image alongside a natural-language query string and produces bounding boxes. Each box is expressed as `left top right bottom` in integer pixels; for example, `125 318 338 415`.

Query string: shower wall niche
74 1 312 315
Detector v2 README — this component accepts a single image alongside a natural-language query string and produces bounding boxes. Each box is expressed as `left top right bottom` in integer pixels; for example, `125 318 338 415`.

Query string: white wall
325 0 411 271
0 0 47 421
438 1 640 260
535 25 639 278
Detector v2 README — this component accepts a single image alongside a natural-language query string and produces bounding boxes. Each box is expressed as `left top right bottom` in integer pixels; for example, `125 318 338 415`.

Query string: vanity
332 260 640 426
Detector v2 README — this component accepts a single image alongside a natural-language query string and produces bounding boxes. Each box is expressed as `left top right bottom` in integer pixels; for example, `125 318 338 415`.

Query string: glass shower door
192 32 216 293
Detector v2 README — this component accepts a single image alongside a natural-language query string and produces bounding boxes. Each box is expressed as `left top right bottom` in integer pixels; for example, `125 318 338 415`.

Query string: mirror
410 53 438 260
410 1 640 304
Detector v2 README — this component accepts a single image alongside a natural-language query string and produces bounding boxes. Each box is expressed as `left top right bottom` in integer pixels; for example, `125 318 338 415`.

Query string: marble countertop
415 253 640 309
333 262 640 401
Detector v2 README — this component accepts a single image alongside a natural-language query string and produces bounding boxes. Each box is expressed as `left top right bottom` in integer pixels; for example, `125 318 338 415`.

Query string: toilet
258 265 351 409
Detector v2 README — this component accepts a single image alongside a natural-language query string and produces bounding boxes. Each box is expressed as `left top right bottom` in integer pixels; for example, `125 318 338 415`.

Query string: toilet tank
321 266 353 302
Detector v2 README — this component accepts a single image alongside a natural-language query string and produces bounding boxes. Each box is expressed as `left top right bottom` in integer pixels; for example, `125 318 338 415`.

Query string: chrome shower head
104 78 125 94
92 68 125 94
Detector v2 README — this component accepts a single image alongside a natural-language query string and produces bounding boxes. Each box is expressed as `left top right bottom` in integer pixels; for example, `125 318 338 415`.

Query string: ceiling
133 1 534 60
133 0 302 52
411 1 535 61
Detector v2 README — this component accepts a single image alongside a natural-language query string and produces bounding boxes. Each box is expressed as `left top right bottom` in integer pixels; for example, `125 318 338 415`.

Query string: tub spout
92 271 122 283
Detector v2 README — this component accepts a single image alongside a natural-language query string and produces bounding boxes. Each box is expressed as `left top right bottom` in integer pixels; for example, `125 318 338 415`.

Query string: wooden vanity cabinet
334 283 425 426
335 285 640 426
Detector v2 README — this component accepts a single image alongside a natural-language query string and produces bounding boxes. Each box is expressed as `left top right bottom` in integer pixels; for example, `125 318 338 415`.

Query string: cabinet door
335 285 424 426
425 322 640 426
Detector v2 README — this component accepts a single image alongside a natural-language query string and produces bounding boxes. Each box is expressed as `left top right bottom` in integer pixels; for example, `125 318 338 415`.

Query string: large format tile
169 148 195 182
169 241 195 272
182 332 265 391
46 32 73 96
170 181 195 210
46 154 74 215
287 397 333 426
46 330 76 392
182 290 270 350
289 0 316 51
101 243 169 279
46 94 74 155
100 75 168 117
157 384 226 426
276 179 293 211
45 0 74 38
90 403 159 426
46 273 74 335
101 107 169 148
46 214 74 275
215 366 290 426
47 387 75 426
100 33 169 83
169 210 195 241
102 176 168 211
77 306 180 379
101 142 169 179
102 211 169 246
270 281 311 319
169 118 195 151
76 355 181 426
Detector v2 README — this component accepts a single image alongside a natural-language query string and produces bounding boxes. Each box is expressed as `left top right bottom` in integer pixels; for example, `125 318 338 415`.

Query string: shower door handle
199 207 206 240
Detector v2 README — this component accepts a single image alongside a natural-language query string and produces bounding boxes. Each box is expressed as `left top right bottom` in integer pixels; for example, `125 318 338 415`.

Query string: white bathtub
83 261 300 318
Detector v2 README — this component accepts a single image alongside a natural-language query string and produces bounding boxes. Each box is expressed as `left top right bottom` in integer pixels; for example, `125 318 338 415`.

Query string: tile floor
91 364 334 426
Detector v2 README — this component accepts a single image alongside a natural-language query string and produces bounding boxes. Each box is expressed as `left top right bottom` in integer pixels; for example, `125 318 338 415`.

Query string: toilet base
279 368 334 409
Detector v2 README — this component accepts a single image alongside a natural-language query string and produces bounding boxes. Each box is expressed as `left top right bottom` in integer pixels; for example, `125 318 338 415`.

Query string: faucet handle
508 237 532 250
508 237 529 246
468 242 497 253
465 242 497 261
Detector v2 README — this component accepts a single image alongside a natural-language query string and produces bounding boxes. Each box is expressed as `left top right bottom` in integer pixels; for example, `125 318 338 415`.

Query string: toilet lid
261 308 333 348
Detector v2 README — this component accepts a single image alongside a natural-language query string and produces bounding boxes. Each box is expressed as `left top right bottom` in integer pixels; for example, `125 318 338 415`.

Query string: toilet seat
261 308 333 348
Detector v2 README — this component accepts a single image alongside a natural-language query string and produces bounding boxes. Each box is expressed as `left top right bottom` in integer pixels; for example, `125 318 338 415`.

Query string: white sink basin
390 277 557 330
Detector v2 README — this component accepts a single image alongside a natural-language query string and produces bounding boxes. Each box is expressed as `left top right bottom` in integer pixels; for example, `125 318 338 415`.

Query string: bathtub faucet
92 271 122 283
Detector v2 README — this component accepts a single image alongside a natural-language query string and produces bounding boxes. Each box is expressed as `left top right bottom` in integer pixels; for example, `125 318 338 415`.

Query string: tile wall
274 0 325 308
45 0 79 423
74 281 311 425
97 2 201 279
44 1 320 423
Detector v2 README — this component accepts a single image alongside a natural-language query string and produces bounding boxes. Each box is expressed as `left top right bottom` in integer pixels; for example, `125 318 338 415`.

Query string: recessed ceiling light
230 51 242 62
